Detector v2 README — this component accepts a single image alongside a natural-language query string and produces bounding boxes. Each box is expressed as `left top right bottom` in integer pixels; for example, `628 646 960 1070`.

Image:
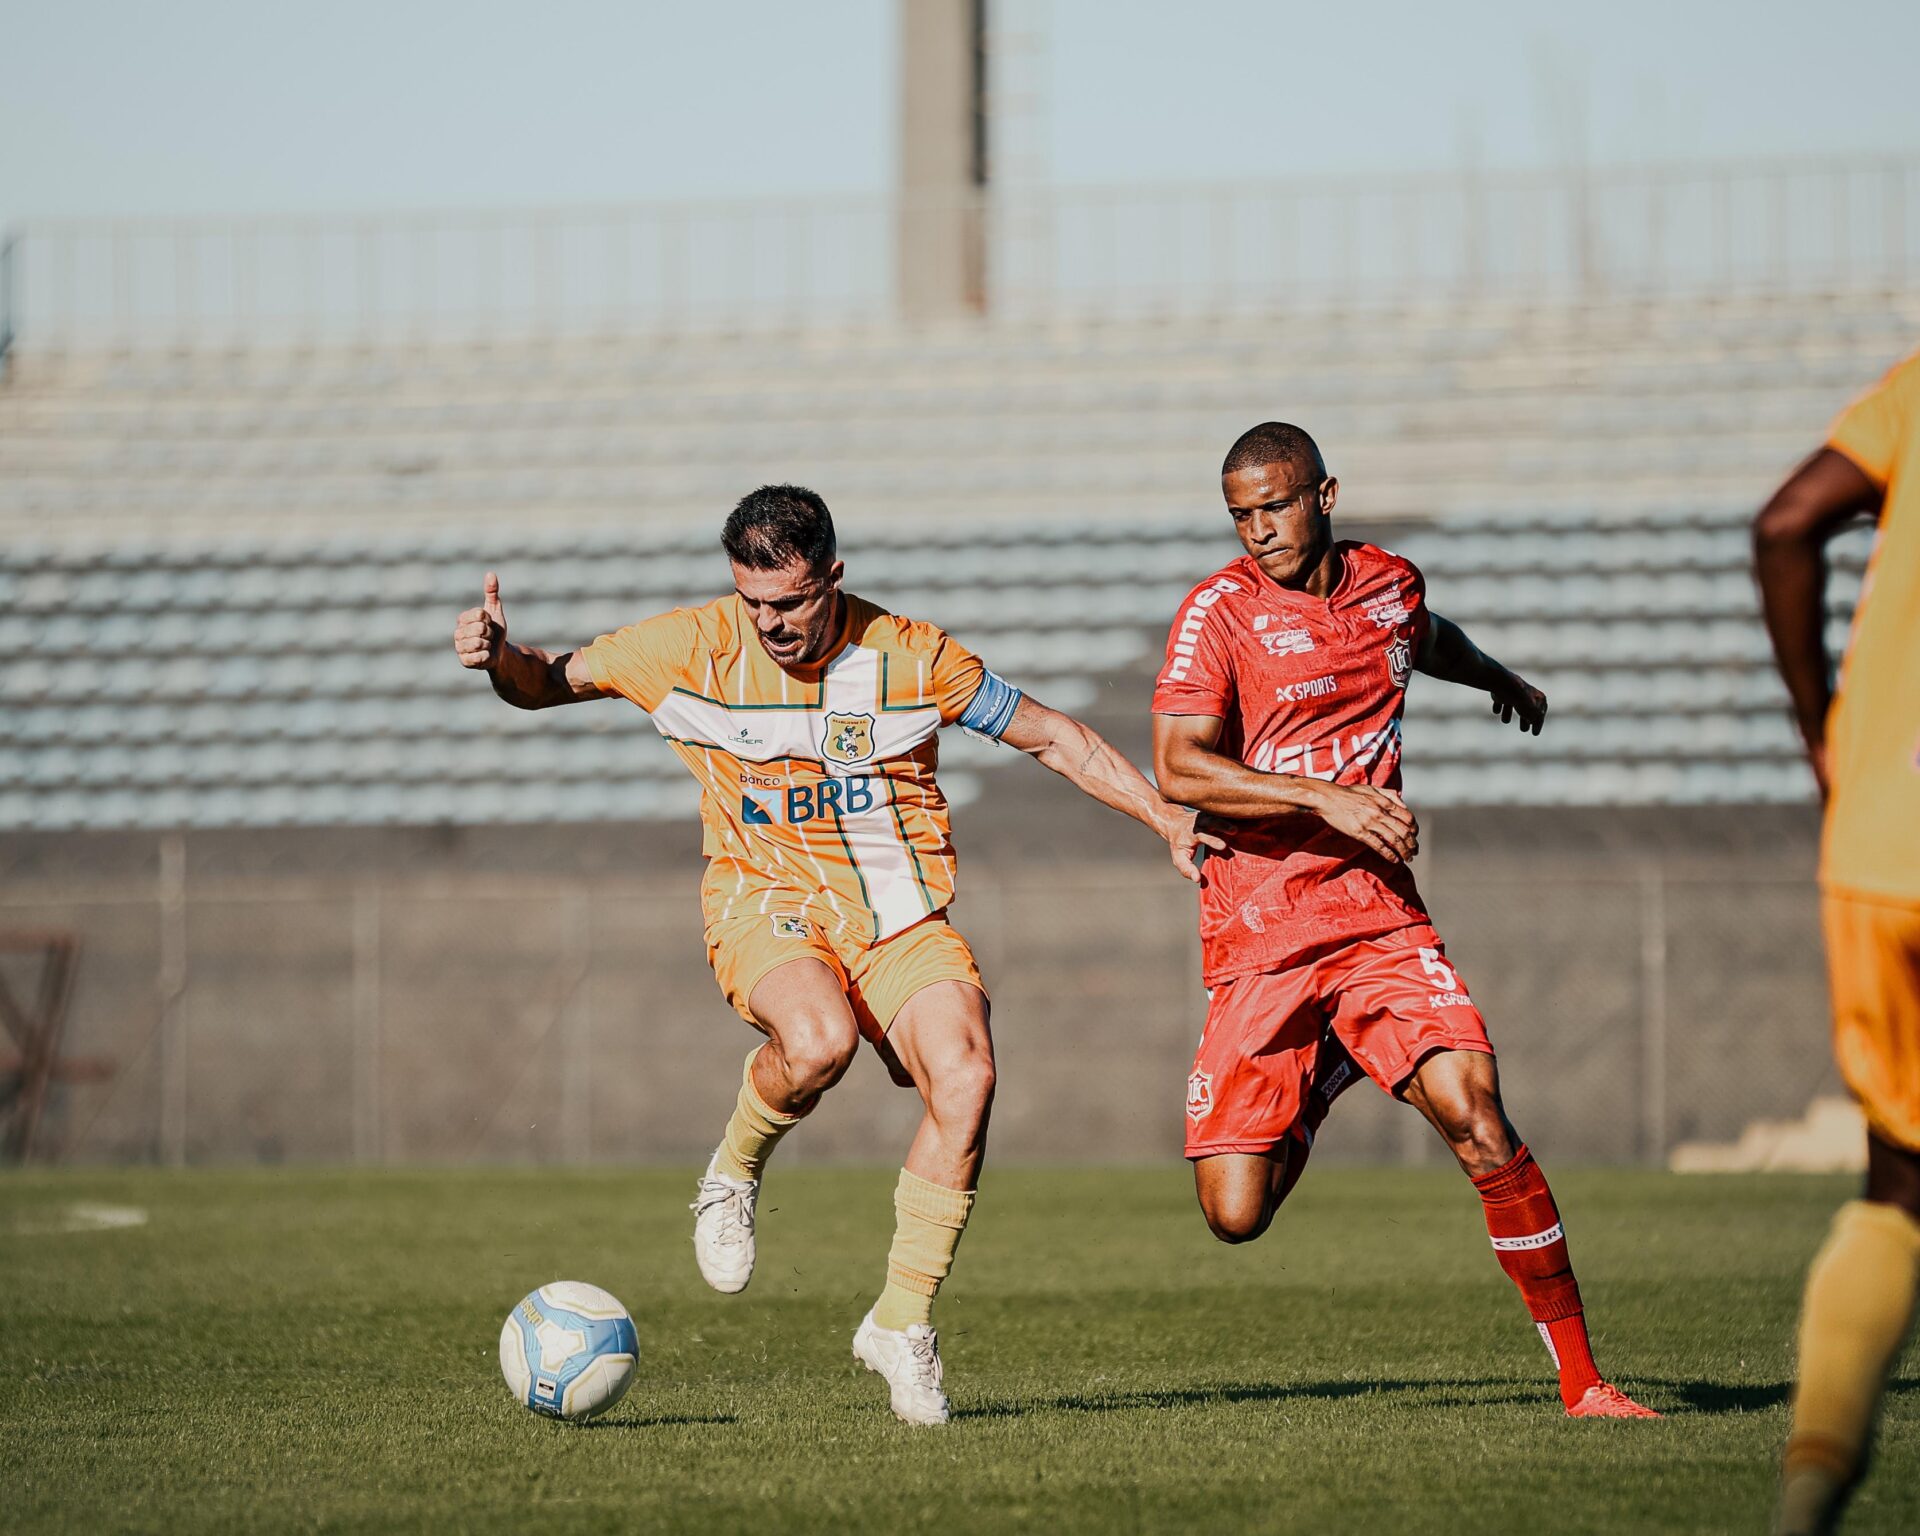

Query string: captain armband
956 668 1024 743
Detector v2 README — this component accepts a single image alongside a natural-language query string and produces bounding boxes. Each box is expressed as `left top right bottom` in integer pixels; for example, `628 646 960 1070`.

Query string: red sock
1471 1144 1602 1407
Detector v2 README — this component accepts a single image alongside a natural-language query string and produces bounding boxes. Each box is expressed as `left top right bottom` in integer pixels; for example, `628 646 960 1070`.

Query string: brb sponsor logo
741 775 878 827
1164 578 1243 683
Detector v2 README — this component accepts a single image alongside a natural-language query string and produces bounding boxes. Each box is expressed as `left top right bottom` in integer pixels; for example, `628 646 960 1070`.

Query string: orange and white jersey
580 592 1019 945
1824 350 1920 906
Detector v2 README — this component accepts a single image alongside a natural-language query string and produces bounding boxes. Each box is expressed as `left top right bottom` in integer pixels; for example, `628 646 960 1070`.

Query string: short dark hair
722 484 837 572
1222 422 1327 481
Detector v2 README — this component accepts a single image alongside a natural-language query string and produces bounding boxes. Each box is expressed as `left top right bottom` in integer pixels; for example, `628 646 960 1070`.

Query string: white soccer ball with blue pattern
498 1282 638 1421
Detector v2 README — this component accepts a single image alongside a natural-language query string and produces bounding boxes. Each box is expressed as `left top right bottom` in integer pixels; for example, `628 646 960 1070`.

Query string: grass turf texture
3 1167 1915 1535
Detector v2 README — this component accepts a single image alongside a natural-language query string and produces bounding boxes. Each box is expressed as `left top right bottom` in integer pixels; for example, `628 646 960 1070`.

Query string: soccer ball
498 1281 638 1421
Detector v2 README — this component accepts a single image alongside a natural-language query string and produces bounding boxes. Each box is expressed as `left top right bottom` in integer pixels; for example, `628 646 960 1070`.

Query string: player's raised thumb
483 571 505 624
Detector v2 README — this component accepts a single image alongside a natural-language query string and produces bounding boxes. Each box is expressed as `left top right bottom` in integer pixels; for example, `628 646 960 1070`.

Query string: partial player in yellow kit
452 484 1215 1424
1755 351 1920 1533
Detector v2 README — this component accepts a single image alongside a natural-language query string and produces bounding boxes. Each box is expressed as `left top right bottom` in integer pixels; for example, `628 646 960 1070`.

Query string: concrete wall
0 799 1840 1169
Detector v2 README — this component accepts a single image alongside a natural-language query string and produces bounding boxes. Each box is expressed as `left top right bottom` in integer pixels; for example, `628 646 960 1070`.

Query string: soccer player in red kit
1152 421 1657 1419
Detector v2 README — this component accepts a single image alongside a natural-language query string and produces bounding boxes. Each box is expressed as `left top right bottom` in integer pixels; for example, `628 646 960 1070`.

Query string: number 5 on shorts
1418 946 1460 991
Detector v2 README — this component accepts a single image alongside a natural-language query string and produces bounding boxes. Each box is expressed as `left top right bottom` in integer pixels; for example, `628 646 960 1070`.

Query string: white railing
4 156 1916 351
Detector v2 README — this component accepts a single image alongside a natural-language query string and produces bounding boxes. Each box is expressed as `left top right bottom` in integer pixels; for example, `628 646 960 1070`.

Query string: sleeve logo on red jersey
1164 577 1243 683
1363 596 1411 628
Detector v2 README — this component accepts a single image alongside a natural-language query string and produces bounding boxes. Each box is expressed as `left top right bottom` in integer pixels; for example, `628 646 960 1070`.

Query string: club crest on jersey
822 712 876 766
1186 1069 1214 1121
770 914 811 940
1386 636 1412 689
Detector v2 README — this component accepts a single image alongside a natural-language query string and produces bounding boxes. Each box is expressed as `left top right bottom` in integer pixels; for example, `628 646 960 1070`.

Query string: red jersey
1152 542 1433 985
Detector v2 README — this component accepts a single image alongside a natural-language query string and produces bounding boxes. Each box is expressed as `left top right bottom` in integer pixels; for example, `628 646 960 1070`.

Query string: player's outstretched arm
1153 712 1419 865
1752 447 1883 799
1415 612 1546 735
452 572 604 710
996 696 1223 882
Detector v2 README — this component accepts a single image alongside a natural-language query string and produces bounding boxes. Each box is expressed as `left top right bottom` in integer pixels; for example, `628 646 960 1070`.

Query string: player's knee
928 1043 996 1128
779 1014 860 1099
1200 1193 1273 1245
1440 1100 1515 1174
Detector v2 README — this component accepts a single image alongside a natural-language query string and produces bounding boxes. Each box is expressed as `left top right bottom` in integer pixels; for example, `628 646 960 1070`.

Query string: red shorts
1185 925 1494 1159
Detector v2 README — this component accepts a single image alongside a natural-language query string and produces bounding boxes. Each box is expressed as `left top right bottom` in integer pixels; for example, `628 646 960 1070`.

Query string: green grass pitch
3 1165 1915 1534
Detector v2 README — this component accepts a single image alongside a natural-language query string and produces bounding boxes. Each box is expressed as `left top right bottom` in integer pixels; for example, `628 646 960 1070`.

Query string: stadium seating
0 291 1902 827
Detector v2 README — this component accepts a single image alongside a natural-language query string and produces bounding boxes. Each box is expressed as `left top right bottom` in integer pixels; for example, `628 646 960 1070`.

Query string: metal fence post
352 882 382 1164
156 834 189 1167
1639 868 1668 1166
560 888 593 1164
0 230 17 377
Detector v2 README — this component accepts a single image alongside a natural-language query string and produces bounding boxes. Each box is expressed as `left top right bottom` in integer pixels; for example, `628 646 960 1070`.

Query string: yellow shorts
1824 890 1920 1151
705 908 986 1043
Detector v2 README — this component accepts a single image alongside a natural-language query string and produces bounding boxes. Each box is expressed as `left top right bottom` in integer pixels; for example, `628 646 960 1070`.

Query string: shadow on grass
1654 1376 1920 1416
957 1376 1920 1422
578 1413 740 1431
955 1379 1541 1420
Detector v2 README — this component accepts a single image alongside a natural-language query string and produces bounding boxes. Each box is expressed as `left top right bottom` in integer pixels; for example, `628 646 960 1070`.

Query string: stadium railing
4 156 1917 351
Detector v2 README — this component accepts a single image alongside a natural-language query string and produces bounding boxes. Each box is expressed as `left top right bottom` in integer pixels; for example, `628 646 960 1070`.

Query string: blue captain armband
957 668 1024 742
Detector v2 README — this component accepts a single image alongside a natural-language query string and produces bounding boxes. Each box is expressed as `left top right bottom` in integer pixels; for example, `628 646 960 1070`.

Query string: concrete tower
897 0 987 320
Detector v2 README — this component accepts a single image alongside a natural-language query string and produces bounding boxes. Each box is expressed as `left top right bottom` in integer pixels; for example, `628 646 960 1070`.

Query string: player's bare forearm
1152 738 1333 821
453 571 604 709
1005 699 1224 881
1006 698 1177 836
1152 713 1418 863
488 643 581 710
1753 447 1882 773
1417 613 1546 735
1416 614 1504 691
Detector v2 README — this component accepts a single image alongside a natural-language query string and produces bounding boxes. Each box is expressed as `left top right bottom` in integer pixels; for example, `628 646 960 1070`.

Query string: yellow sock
1777 1199 1920 1536
712 1048 804 1183
871 1169 976 1331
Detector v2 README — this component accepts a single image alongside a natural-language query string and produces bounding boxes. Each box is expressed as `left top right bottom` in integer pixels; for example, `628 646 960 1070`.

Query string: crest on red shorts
1186 1069 1214 1121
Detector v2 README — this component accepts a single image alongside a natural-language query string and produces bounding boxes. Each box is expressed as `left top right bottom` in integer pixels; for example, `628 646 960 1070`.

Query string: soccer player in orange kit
1152 422 1657 1419
1756 352 1920 1534
453 483 1215 1425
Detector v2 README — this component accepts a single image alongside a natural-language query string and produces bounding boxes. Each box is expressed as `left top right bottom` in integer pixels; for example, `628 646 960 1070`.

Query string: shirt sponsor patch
1258 628 1316 656
741 776 878 826
1164 578 1243 683
1275 674 1338 703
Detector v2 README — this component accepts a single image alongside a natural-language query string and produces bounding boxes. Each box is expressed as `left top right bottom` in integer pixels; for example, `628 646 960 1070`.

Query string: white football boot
852 1307 950 1425
689 1153 757 1294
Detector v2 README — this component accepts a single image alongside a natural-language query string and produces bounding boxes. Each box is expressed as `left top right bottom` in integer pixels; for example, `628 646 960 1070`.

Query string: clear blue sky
4 0 1918 226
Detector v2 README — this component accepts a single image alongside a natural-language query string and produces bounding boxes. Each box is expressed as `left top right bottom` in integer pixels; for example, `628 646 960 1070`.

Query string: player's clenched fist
453 572 508 670
1316 782 1420 865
